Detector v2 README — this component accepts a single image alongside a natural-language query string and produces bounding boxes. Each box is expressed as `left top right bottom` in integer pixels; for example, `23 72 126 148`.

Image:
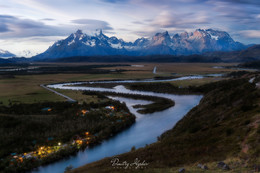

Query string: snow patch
210 34 219 40
208 32 219 40
124 46 139 50
79 34 84 40
0 49 7 54
68 40 75 46
83 40 96 47
110 43 122 49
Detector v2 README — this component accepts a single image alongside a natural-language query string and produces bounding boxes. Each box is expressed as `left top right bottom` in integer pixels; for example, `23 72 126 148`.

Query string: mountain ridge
0 49 16 58
33 29 248 60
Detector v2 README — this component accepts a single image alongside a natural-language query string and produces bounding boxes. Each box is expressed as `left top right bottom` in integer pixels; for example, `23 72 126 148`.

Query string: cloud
217 0 260 6
132 21 145 25
1 0 260 53
0 15 69 38
41 18 55 21
0 4 10 8
138 0 260 6
0 25 9 32
144 10 210 33
0 15 115 39
0 15 15 32
239 30 260 38
204 0 260 31
100 0 129 3
0 16 10 33
207 0 259 20
71 19 114 31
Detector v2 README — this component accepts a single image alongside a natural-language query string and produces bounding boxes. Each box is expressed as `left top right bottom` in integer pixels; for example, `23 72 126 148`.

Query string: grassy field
0 63 239 105
0 73 150 105
0 73 140 105
99 63 239 75
169 77 224 87
53 89 100 104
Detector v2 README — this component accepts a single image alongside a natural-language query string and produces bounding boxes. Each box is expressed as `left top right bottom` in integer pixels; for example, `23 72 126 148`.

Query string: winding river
32 76 205 173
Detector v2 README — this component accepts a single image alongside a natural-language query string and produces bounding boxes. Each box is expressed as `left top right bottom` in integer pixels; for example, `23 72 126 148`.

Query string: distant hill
238 44 260 60
32 29 247 60
204 44 260 62
238 60 260 69
0 57 31 64
43 54 221 63
0 58 12 64
38 44 260 63
0 49 15 58
8 43 260 63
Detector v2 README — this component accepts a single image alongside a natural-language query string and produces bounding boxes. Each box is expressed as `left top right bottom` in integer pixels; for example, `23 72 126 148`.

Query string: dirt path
40 84 76 102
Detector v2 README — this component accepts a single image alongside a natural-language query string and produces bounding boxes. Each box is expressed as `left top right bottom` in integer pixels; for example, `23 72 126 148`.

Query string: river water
32 76 204 173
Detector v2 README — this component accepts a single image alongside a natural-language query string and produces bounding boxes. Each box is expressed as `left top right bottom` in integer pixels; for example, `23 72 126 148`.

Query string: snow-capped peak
0 49 8 54
16 50 38 57
0 49 16 58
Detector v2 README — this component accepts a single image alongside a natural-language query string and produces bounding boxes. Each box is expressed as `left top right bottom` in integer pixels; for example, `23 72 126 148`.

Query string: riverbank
82 91 175 114
0 97 135 173
30 81 202 173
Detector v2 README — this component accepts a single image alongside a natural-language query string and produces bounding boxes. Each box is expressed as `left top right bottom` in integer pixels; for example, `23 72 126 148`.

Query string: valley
71 71 260 173
1 62 259 173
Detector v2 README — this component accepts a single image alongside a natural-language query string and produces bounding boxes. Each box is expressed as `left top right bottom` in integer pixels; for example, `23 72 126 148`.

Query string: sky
0 0 260 56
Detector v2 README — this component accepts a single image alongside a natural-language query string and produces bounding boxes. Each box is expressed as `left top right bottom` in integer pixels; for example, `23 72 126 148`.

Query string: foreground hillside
204 44 260 62
72 73 260 172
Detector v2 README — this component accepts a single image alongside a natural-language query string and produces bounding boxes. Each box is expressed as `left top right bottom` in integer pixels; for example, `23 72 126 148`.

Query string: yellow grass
99 63 239 75
0 63 240 105
169 77 225 87
53 89 101 104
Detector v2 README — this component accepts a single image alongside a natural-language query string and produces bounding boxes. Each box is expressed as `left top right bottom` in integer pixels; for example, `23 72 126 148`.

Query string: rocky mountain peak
152 31 171 45
191 29 209 39
75 29 83 35
154 31 169 37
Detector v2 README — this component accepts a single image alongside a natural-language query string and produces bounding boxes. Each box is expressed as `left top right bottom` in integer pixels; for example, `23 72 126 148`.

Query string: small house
105 106 115 110
41 107 52 112
81 109 89 116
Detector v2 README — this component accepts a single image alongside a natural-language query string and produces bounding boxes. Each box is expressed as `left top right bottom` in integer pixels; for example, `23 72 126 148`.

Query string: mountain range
33 29 248 60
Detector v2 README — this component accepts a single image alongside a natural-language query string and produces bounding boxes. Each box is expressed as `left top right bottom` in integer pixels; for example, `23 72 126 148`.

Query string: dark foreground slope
239 60 260 69
204 44 260 62
72 75 260 172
